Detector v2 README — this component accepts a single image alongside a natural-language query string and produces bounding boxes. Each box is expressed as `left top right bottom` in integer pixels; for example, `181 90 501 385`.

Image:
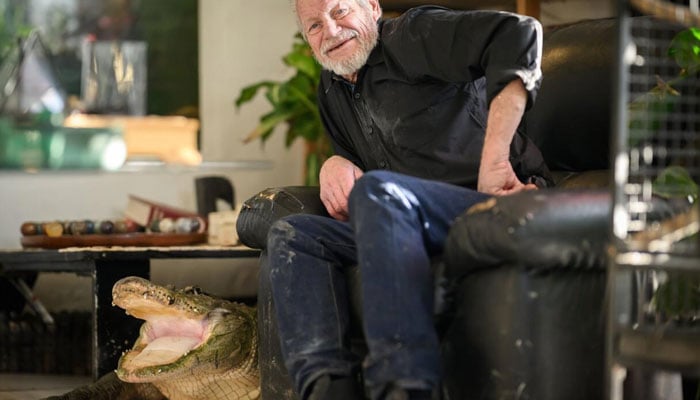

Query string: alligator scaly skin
45 276 260 400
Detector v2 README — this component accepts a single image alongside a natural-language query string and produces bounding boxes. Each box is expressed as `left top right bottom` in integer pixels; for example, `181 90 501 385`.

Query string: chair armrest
444 189 611 279
444 187 695 279
236 186 328 249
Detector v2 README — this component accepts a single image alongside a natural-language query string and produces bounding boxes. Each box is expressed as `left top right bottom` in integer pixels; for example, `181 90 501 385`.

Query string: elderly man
266 0 551 399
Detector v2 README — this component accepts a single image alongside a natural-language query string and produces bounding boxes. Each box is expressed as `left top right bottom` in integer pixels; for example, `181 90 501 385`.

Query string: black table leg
92 259 150 380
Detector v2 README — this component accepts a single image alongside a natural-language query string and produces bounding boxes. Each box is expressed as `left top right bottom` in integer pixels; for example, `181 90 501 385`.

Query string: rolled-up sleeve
381 6 543 109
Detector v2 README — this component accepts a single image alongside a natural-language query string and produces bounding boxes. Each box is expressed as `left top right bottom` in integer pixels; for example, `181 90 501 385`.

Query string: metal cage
608 1 700 399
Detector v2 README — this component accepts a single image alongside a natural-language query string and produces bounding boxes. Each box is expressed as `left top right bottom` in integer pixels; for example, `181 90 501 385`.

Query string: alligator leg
42 371 166 400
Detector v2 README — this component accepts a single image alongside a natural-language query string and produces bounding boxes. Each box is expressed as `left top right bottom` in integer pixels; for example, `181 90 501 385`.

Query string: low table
0 245 260 379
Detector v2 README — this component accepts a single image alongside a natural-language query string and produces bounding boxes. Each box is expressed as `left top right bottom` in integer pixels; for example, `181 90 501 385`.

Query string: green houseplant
635 28 700 323
235 33 332 186
0 2 31 63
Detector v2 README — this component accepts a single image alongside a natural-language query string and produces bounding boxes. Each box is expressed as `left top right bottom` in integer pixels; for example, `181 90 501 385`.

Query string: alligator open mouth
120 316 208 371
52 276 258 400
112 277 237 383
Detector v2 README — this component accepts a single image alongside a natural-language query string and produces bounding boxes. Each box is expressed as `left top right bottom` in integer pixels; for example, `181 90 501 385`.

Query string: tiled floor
0 374 91 400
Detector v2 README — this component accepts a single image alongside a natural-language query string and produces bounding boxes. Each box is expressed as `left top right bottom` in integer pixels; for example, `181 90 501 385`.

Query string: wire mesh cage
608 0 700 395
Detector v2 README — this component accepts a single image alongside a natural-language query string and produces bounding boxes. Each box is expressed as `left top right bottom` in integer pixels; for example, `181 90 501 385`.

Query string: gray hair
291 0 381 39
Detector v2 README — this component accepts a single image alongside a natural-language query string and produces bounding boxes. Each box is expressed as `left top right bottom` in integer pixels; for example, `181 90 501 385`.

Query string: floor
0 374 91 400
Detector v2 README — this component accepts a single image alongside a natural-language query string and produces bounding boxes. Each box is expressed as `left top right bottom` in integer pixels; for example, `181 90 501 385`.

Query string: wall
198 0 303 169
540 0 615 26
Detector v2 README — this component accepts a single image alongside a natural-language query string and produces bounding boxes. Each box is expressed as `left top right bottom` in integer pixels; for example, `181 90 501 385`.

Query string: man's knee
266 215 303 252
350 170 393 204
349 171 418 213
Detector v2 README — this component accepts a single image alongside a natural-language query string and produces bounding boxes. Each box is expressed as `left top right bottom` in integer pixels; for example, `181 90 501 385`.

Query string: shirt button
367 127 373 135
379 161 387 168
354 92 361 99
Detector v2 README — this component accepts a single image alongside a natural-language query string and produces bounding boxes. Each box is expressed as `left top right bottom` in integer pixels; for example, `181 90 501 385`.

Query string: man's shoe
307 374 365 400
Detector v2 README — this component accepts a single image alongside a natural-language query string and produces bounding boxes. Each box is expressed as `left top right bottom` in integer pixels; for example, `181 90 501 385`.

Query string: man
267 0 551 399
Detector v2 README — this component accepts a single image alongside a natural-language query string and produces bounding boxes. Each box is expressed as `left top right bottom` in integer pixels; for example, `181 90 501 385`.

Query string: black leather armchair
237 17 622 400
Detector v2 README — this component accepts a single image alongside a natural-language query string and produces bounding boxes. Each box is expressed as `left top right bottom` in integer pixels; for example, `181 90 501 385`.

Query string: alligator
45 276 260 400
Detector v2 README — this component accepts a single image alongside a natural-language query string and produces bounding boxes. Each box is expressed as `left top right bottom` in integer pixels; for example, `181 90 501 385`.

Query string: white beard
317 27 378 77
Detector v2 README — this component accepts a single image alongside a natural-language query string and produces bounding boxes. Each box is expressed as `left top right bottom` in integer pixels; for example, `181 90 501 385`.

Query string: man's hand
478 159 536 195
478 79 537 196
319 155 364 220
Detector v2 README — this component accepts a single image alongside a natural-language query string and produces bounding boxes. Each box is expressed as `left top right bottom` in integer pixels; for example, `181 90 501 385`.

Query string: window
0 0 198 117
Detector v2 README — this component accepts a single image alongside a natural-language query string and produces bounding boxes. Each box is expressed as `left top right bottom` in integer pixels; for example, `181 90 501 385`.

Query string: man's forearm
477 78 536 195
481 79 527 166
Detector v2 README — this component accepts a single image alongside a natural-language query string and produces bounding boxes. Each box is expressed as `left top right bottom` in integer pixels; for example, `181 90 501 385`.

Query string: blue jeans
267 170 490 399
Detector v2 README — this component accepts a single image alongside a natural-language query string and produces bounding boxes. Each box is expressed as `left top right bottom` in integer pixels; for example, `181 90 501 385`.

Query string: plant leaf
235 81 276 108
284 76 319 115
652 271 700 319
288 114 323 143
653 166 699 200
234 31 325 185
668 28 700 74
628 78 680 146
284 51 320 78
243 109 295 144
306 151 320 186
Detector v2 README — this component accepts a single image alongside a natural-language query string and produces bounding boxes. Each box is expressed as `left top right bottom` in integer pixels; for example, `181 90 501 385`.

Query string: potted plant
235 33 332 186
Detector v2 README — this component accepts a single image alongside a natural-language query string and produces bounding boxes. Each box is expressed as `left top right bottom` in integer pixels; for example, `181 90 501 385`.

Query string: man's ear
368 0 382 21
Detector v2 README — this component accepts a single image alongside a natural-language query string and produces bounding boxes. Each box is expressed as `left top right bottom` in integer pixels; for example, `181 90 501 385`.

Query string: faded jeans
266 170 490 399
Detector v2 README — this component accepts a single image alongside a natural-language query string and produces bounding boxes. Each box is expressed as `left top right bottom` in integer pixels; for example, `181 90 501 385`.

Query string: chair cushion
524 18 618 172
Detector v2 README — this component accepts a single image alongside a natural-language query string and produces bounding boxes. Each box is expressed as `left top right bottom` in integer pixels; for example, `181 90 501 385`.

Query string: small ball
114 220 128 234
20 222 39 236
83 220 96 234
43 222 64 237
175 217 194 233
70 220 87 235
98 220 115 234
124 219 142 233
21 222 37 236
149 219 161 233
190 218 202 233
158 218 175 233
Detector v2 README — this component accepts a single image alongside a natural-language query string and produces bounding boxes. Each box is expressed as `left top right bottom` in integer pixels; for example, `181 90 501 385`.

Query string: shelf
0 160 274 176
614 251 700 272
615 328 700 374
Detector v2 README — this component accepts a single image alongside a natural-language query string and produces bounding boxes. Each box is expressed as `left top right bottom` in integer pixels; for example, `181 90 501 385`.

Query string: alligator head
112 276 260 400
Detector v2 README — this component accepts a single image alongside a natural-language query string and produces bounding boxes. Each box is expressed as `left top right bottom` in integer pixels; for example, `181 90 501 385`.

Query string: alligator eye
183 286 202 295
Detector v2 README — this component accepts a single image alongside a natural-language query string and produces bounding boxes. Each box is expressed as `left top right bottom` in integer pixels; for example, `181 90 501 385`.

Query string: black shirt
318 6 552 189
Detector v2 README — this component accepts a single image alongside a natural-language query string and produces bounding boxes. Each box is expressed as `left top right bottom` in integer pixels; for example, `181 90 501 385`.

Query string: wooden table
0 245 260 379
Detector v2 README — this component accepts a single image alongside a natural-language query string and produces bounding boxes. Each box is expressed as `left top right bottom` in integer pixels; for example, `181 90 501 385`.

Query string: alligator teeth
129 336 200 368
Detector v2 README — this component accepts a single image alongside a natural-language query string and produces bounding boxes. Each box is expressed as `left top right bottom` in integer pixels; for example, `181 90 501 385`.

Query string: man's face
296 0 381 78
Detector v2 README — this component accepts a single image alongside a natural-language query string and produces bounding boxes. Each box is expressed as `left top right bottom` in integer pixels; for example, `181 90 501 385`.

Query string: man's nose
324 20 342 37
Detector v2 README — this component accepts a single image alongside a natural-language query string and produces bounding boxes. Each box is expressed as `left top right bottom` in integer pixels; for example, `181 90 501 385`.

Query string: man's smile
326 38 355 55
322 31 359 56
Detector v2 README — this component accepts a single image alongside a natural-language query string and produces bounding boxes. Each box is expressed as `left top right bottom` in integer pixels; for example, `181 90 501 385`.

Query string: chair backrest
524 18 618 172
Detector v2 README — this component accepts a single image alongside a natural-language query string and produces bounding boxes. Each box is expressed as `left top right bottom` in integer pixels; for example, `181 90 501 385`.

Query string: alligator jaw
116 313 211 381
111 276 236 383
112 276 210 320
